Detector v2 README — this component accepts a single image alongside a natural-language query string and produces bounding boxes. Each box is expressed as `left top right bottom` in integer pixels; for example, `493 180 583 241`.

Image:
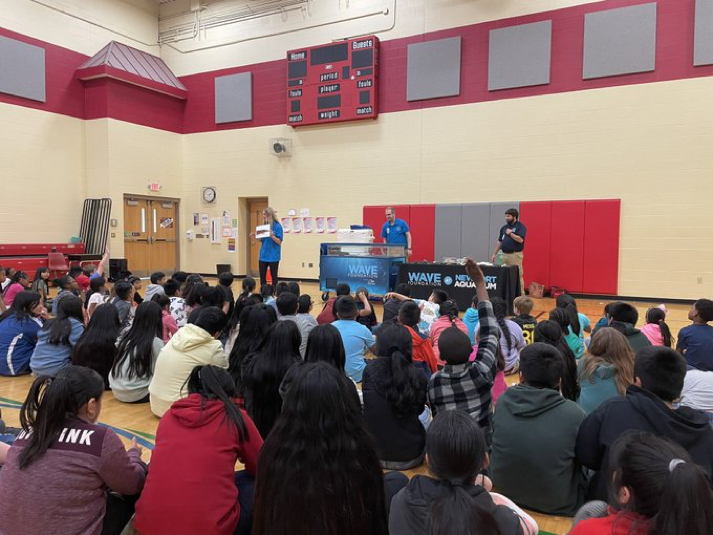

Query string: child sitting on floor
463 294 480 344
0 366 147 535
677 298 713 371
570 432 713 535
512 296 537 346
389 410 538 535
640 305 674 347
152 294 178 342
428 259 500 445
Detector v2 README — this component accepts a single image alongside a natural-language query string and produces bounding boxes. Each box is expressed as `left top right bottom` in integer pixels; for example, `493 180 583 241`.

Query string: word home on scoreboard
286 36 379 126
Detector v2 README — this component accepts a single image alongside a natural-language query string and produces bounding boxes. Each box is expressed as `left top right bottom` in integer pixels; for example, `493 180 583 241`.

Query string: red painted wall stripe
1 0 711 133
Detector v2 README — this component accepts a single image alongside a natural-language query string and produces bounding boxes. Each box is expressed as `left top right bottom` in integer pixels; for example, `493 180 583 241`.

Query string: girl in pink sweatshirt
640 306 674 347
0 365 147 535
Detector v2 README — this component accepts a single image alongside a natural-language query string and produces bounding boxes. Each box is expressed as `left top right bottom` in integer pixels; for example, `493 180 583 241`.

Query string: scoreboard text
286 36 379 126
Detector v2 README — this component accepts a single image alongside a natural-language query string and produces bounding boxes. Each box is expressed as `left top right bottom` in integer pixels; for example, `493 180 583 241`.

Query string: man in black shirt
491 208 527 295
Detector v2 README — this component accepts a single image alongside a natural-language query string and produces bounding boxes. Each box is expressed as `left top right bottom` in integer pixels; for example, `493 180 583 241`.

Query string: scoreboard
286 36 379 127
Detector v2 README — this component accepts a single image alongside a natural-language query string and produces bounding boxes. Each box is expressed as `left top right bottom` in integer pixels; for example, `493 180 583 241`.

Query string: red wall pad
362 205 410 243
408 205 435 262
549 201 586 293
583 199 620 295
519 201 553 289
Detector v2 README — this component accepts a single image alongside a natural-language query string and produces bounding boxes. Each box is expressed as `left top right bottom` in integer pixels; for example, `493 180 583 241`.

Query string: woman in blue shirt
251 207 284 287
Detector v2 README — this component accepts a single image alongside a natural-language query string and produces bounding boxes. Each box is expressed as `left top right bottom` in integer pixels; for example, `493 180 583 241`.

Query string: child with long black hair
640 305 674 347
110 301 164 403
135 365 263 535
0 366 147 535
389 410 537 535
228 304 277 389
570 432 713 535
534 319 580 402
31 295 85 377
476 296 526 374
304 323 346 370
72 303 120 389
252 362 392 535
30 266 50 304
554 294 591 358
241 320 302 438
363 321 429 469
0 291 47 376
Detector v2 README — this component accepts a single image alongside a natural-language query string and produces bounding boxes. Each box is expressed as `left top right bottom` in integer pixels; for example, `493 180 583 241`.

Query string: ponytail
646 307 674 348
439 300 459 325
18 366 104 469
556 294 581 336
429 484 501 535
376 322 427 419
186 365 247 441
426 411 502 535
653 461 713 535
491 297 513 352
610 432 713 535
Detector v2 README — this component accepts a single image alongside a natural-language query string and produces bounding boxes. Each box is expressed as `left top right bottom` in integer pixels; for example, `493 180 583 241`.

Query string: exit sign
148 183 162 192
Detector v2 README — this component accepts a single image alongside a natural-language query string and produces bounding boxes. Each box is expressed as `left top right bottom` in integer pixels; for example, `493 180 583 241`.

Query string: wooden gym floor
0 279 695 535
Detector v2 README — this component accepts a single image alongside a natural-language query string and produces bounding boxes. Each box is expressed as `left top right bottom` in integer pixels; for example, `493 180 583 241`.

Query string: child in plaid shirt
427 259 500 446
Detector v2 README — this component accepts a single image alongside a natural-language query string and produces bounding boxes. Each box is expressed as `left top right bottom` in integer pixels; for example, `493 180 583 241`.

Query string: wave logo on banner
348 263 379 278
444 276 454 286
407 272 442 286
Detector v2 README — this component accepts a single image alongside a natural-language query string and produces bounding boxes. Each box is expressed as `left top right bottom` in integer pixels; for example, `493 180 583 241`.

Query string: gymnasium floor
0 280 695 535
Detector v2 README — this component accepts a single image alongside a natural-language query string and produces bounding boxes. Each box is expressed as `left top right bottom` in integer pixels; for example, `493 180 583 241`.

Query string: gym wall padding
214 71 252 124
583 199 620 295
0 35 46 103
488 20 552 91
406 37 462 102
695 0 713 66
461 203 492 264
583 3 657 80
549 200 586 293
488 202 520 257
434 204 463 260
409 205 435 262
519 201 553 290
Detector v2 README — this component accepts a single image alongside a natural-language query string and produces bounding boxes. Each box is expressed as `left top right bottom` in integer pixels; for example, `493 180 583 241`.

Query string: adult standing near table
491 208 527 295
381 207 412 257
251 207 284 287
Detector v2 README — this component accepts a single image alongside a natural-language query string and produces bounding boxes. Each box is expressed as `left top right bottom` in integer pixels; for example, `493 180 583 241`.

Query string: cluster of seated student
2 260 713 535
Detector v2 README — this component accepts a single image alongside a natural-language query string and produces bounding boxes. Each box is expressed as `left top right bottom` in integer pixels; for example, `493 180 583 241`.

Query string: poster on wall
327 217 338 233
302 217 313 234
222 210 231 227
281 217 291 233
193 213 199 225
292 217 302 234
200 213 209 225
228 238 236 252
222 227 232 237
315 216 326 234
210 218 221 243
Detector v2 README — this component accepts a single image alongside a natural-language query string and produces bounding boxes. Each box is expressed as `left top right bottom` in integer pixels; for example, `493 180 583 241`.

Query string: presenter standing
491 208 527 295
382 207 412 257
251 207 283 287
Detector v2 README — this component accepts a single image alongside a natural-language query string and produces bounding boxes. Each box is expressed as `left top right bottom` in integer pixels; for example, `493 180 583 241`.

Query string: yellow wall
181 76 713 299
0 103 85 242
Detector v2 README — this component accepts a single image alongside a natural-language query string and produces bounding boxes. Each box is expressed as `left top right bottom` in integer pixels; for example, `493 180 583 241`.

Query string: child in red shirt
570 432 713 535
135 365 263 535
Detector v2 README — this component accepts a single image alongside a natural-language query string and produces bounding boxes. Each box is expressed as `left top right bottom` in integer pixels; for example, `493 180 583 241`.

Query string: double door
124 197 178 277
